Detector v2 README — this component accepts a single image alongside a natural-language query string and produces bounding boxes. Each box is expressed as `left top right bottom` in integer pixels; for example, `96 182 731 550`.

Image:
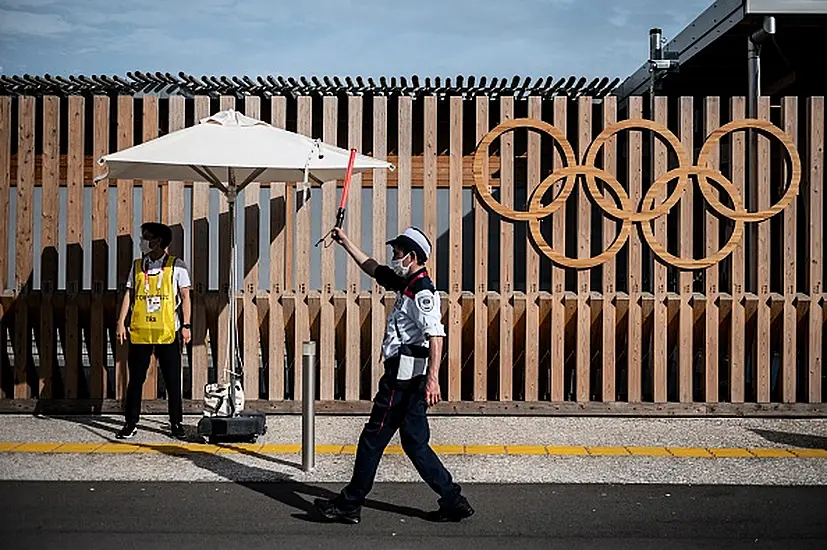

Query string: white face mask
392 253 412 277
139 238 152 256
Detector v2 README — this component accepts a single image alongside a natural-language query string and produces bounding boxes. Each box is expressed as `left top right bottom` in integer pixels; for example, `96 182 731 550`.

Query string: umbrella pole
227 168 239 416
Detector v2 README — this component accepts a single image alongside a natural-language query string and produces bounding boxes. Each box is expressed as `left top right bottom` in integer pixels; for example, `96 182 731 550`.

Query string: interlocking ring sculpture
473 118 801 270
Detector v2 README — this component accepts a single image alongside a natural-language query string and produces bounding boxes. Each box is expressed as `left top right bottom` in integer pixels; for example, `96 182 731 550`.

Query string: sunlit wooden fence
0 93 824 414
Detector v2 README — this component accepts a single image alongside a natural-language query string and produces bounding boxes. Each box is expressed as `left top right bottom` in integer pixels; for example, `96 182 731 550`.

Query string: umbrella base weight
196 413 267 444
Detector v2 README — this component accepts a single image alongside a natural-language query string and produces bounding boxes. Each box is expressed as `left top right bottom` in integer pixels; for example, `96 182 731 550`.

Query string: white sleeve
412 290 446 338
174 259 192 289
125 262 134 289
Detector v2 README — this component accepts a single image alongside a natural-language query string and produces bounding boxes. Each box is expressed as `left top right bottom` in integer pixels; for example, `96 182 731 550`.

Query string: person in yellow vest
115 222 192 440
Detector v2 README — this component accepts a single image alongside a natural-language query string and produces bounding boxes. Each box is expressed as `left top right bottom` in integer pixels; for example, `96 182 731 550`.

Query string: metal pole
227 168 239 416
302 340 317 472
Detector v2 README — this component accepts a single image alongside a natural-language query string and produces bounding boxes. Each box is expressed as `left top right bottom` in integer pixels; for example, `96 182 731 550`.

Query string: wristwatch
182 324 191 329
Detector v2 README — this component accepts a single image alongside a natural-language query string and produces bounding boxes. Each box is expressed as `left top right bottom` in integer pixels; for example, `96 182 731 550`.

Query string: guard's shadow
749 428 827 450
35 414 430 522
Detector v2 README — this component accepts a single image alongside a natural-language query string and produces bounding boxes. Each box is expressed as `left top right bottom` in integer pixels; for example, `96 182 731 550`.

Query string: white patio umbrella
96 108 393 420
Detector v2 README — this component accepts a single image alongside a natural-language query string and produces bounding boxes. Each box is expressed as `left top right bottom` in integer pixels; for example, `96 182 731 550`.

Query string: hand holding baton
316 148 357 247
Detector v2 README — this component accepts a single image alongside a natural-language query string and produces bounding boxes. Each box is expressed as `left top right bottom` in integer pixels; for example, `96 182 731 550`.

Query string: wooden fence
0 93 824 414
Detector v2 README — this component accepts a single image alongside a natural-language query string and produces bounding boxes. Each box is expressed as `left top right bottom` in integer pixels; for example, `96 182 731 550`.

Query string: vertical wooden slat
678 97 694 403
730 97 746 403
551 97 567 402
424 96 438 273
14 96 35 399
141 96 159 400
165 97 186 257
89 96 109 401
0 97 8 400
114 96 133 400
627 96 643 403
191 96 211 400
398 97 413 230
294 96 313 399
576 96 591 402
474 97 489 401
0 97 9 295
756 98 771 402
345 96 363 400
166 97 186 395
371 97 388 393
40 96 60 399
653 96 668 403
525 96 542 402
499 96 514 401
321 96 338 400
781 97 797 403
703 97 720 403
448 96 462 401
216 95 235 391
808 97 823 403
602 97 618 402
66 96 85 399
243 96 261 400
268 97 287 401
142 97 159 223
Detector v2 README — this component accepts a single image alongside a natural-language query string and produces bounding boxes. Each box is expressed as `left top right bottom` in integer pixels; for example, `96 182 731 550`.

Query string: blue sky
0 0 711 79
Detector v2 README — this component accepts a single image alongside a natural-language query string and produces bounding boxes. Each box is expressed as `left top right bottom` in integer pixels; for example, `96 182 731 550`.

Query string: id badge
146 296 161 314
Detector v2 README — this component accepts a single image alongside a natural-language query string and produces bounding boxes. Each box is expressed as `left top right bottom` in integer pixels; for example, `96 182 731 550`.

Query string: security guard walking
314 227 474 524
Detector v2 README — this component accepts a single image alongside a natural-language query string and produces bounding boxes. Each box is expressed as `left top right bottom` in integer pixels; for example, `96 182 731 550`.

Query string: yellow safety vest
129 255 177 345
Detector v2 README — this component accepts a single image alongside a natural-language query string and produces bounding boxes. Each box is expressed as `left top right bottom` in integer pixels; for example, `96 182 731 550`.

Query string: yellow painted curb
546 446 589 456
588 447 631 456
506 445 548 455
627 446 672 457
748 448 797 458
260 444 301 454
432 445 465 455
789 448 827 458
53 443 103 453
465 445 506 455
12 442 62 452
0 442 825 458
215 443 262 454
668 447 713 458
709 448 755 458
96 443 141 453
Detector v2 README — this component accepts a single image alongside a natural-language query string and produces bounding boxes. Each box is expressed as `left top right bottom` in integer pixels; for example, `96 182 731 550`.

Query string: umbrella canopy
96 109 392 187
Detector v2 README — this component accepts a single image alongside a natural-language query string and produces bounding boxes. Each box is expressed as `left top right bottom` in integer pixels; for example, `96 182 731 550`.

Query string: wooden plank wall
0 94 823 411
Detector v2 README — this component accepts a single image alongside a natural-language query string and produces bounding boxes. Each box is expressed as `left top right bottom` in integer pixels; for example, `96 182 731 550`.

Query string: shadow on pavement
33 414 431 523
749 428 827 450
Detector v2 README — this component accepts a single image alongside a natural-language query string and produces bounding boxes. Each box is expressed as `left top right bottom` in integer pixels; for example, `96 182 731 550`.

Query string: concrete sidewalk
1 414 826 485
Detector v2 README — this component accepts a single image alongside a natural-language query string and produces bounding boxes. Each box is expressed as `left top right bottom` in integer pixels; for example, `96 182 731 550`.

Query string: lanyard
143 253 168 294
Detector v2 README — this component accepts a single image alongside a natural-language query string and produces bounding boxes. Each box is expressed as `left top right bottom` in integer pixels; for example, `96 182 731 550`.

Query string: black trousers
336 358 461 510
125 338 183 425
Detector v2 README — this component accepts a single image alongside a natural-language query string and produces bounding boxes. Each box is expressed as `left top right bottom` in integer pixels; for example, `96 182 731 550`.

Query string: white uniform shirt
126 254 192 330
375 266 445 379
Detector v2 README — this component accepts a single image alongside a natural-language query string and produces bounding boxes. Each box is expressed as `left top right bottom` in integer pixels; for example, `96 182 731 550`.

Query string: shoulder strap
403 270 428 299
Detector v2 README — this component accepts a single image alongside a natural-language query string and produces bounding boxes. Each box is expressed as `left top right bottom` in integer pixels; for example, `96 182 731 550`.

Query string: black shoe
427 495 475 522
170 423 186 440
116 424 137 439
314 498 361 524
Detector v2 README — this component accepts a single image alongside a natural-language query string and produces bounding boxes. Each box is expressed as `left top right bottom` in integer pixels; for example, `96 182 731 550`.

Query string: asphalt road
2 481 826 549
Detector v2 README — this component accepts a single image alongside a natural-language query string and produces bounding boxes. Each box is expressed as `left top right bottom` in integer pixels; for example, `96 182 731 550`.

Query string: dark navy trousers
336 358 461 509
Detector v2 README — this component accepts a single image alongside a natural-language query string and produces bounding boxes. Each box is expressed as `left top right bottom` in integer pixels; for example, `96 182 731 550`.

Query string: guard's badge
416 292 435 313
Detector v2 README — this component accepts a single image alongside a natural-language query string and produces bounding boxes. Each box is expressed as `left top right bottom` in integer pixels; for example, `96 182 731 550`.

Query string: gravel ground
1 414 826 449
